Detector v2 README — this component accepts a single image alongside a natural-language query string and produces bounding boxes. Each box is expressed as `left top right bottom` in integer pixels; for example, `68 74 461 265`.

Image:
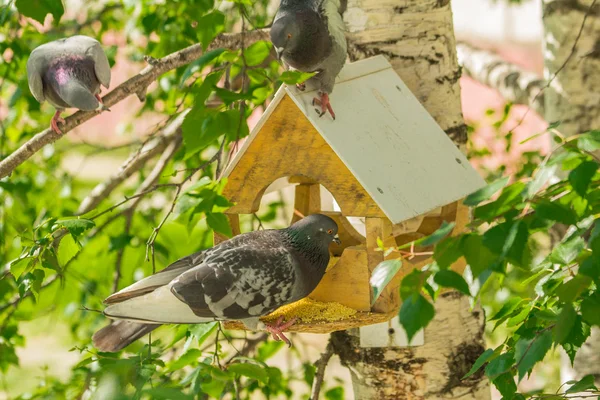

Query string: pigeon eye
327 229 333 234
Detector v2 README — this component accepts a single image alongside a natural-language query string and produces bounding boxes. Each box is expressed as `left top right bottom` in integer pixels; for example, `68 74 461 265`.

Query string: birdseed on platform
263 298 357 323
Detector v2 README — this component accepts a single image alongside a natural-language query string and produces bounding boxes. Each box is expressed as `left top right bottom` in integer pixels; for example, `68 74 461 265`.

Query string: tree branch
456 42 545 115
76 110 188 215
0 29 269 180
310 340 334 400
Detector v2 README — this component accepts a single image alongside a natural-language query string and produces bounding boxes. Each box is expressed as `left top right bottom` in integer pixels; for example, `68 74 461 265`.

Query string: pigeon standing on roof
270 0 347 120
26 35 111 134
92 214 340 352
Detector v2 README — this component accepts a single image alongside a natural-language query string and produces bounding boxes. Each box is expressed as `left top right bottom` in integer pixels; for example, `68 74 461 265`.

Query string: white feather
104 286 213 324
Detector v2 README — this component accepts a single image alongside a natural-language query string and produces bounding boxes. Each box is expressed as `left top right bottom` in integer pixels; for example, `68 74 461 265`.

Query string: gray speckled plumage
92 214 339 352
270 0 347 94
27 35 111 112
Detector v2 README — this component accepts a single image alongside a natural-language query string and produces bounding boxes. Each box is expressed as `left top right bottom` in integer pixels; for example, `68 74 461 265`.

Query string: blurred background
0 0 569 398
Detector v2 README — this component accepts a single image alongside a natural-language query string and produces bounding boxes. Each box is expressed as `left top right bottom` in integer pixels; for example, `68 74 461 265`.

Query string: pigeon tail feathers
92 320 160 352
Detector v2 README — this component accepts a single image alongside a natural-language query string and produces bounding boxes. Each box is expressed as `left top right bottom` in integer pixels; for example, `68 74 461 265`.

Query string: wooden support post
291 183 321 223
365 217 398 313
213 214 241 245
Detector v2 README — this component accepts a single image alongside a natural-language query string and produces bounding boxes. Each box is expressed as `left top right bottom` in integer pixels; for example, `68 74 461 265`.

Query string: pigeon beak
333 234 341 245
276 47 284 61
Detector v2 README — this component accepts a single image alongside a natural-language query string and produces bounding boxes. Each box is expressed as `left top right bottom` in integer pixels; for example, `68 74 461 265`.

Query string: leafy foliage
0 1 349 399
373 127 600 397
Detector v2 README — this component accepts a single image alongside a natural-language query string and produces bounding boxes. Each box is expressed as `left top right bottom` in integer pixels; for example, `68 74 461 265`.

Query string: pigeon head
288 214 340 247
270 14 302 61
270 10 329 63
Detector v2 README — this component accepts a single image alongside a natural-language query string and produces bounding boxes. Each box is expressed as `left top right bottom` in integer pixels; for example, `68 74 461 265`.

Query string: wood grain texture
291 184 321 223
309 246 371 311
222 95 385 217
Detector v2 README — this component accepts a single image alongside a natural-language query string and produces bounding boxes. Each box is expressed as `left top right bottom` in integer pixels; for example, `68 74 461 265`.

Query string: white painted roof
227 55 486 224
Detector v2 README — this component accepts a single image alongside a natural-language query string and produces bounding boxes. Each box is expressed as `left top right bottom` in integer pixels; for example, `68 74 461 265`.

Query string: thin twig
310 340 334 400
508 0 597 133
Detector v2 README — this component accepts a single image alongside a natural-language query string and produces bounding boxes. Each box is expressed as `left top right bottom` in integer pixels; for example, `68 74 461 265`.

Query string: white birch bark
542 0 600 389
336 1 490 398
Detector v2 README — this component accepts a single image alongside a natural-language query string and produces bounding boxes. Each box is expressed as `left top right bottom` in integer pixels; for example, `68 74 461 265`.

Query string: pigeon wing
65 35 111 88
26 48 47 103
171 245 298 321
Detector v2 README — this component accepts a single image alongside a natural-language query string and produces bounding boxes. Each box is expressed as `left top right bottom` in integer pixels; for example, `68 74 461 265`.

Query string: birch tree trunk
334 1 490 398
542 0 600 388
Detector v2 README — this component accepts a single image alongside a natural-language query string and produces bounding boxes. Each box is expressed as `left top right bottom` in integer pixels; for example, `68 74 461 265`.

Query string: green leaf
200 378 227 397
462 348 494 379
569 160 598 197
54 218 95 237
533 200 578 225
562 315 591 365
324 387 345 400
524 165 556 199
143 388 193 400
227 363 269 383
167 348 202 371
179 48 226 87
189 322 217 345
399 269 430 300
485 352 514 377
280 70 317 85
206 212 233 238
196 11 225 50
461 235 497 278
398 221 455 250
474 181 527 221
492 373 517 399
433 236 463 270
370 259 402 305
553 304 577 344
577 130 600 152
398 294 435 342
581 293 600 326
108 234 133 252
565 374 597 394
463 176 510 206
256 341 284 362
433 270 470 295
9 257 33 279
16 0 64 24
490 297 524 321
420 221 455 247
556 275 592 303
57 234 81 267
243 41 272 67
515 330 553 380
550 236 585 265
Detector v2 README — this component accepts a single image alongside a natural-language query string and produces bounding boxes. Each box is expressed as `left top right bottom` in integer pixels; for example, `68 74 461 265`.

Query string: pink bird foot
95 94 103 103
51 111 65 134
312 92 335 120
265 316 297 347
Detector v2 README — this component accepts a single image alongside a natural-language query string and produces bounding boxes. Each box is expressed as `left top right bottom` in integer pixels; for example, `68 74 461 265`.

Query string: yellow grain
262 298 358 323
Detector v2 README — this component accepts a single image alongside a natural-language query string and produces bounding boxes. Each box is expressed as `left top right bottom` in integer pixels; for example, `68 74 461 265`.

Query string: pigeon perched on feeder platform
92 214 340 352
26 35 111 134
270 0 347 120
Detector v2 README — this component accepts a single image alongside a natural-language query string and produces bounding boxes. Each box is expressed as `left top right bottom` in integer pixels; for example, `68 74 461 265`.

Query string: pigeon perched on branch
26 35 111 134
270 0 347 120
92 214 340 352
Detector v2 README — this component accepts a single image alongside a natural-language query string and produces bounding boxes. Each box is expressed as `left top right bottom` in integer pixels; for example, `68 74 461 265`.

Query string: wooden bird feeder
217 56 486 334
